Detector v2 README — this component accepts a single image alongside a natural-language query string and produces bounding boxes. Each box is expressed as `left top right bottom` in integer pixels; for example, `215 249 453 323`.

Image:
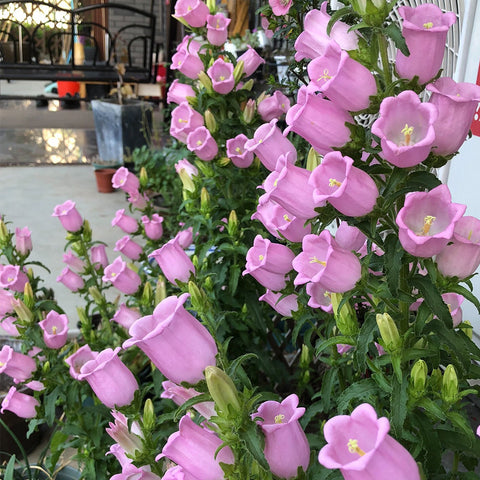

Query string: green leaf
316 336 354 356
354 312 377 373
447 283 480 315
384 23 409 56
383 234 404 295
326 7 352 36
390 374 408 435
415 398 446 422
446 411 476 440
406 171 442 191
4 455 16 480
337 378 381 413
228 264 240 296
239 421 270 471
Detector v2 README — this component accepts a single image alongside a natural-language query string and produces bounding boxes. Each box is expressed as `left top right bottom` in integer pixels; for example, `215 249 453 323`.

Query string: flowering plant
2 1 480 480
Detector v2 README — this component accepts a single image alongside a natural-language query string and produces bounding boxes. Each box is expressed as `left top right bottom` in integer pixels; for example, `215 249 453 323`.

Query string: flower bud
206 0 216 13
242 79 254 91
139 167 148 188
12 298 34 324
204 109 217 133
83 220 92 243
306 147 321 172
376 313 401 352
178 168 196 193
155 275 167 305
77 306 92 336
188 280 208 313
331 293 358 335
200 187 210 216
42 361 51 374
218 157 230 166
173 14 190 28
442 364 458 405
227 210 238 237
233 60 245 84
186 95 198 108
141 281 153 306
88 286 104 304
205 276 214 291
143 398 156 431
459 320 473 339
0 220 9 244
205 366 241 415
23 282 35 310
192 254 199 270
256 91 268 105
300 344 311 370
198 71 213 93
410 359 427 397
350 0 388 26
242 99 256 124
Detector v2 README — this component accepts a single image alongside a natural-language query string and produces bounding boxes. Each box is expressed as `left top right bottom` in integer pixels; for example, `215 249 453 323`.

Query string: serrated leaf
337 378 381 413
383 234 404 296
447 283 480 315
354 312 377 373
446 411 476 440
316 336 354 356
384 23 409 56
406 171 442 191
415 397 446 422
240 421 270 471
390 374 408 435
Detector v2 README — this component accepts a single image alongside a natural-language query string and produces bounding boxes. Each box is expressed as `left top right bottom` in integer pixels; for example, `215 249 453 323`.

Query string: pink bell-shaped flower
269 0 292 16
244 119 297 171
396 184 466 258
112 167 140 194
207 58 235 94
174 0 209 28
111 304 142 330
243 235 295 291
253 394 310 479
0 288 14 316
395 4 456 85
39 311 69 349
0 316 20 337
106 410 144 456
158 414 234 480
65 344 98 380
162 466 200 480
63 251 86 273
123 293 217 384
259 290 299 317
306 282 333 312
257 90 290 122
171 49 204 80
318 403 420 480
285 89 352 155
15 226 32 255
111 465 161 480
174 226 194 249
114 236 143 261
0 344 37 382
0 265 28 292
307 41 377 112
309 151 379 217
237 46 265 77
293 231 362 293
90 244 109 270
167 79 196 105
102 256 142 294
187 126 219 161
226 134 254 168
206 13 230 46
142 214 164 240
170 102 205 144
435 215 480 279
149 239 195 286
111 209 138 234
56 267 85 292
335 222 367 252
426 77 480 156
78 347 139 408
1 386 39 418
371 90 437 168
52 200 83 232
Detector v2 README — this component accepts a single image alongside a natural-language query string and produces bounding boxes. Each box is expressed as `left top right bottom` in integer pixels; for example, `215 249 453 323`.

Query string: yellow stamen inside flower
216 20 220 28
258 139 263 143
310 256 326 267
273 179 278 187
401 124 414 146
348 439 366 456
235 147 242 153
283 214 291 222
196 140 203 146
324 291 331 298
318 68 332 82
468 230 473 241
52 326 57 335
220 75 225 81
187 5 192 11
259 254 264 261
329 178 342 188
421 215 436 236
281 103 285 109
0 362 4 367
111 272 117 278
447 303 452 313
423 22 433 29
275 414 285 424
178 118 186 123
7 277 13 283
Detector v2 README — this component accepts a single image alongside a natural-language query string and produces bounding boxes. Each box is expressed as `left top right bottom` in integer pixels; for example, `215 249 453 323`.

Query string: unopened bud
42 361 51 374
143 398 156 431
205 276 214 291
410 359 427 397
256 91 268 105
459 320 473 339
306 147 321 171
350 0 388 26
200 187 210 216
205 366 241 415
178 168 196 193
23 282 35 310
88 286 104 305
300 344 311 369
206 0 216 13
0 220 9 243
331 293 358 335
155 276 167 305
227 210 238 237
12 298 33 324
77 307 91 332
205 109 217 133
442 364 458 405
376 313 401 352
141 281 153 305
186 95 198 108
172 14 189 27
233 60 245 84
242 79 254 91
139 167 148 188
198 71 213 93
83 220 92 243
192 254 199 269
218 157 230 166
188 280 207 312
242 99 256 124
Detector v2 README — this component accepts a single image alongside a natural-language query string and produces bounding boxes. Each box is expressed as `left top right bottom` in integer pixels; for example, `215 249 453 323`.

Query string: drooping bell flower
318 403 420 480
259 290 299 317
269 0 292 16
207 58 235 95
170 102 205 144
261 154 318 219
251 198 311 243
307 41 377 112
110 464 161 480
335 222 367 252
226 134 255 168
15 226 32 255
90 244 109 270
78 347 138 408
371 90 437 168
141 214 164 240
39 311 69 349
0 265 28 292
158 414 234 480
0 344 37 382
337 344 353 355
395 4 456 85
426 77 480 156
243 235 295 291
149 239 195 286
167 79 196 105
128 190 149 210
63 251 86 273
1 386 39 419
292 231 362 293
56 267 85 292
0 288 14 316
0 316 20 337
114 236 143 261
186 126 219 162
112 167 140 194
206 13 230 46
237 46 265 77
171 49 204 80
306 282 333 312
102 257 142 295
309 151 379 217
174 226 194 249
396 184 466 258
174 0 209 28
123 293 217 384
253 394 310 479
285 90 352 155
244 119 297 171
435 215 480 279
260 13 275 39
112 304 142 330
294 2 359 62
111 209 138 234
106 410 144 456
65 344 98 380
52 200 83 232
257 90 291 122
161 380 216 419
162 466 200 480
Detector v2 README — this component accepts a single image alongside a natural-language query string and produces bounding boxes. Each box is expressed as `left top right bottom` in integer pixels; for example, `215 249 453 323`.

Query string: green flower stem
399 263 410 334
377 31 392 87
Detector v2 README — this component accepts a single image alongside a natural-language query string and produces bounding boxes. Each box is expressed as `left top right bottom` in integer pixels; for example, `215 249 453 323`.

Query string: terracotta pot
94 168 117 193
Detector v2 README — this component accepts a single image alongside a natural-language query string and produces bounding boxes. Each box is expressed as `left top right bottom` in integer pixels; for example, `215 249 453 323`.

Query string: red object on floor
57 81 80 97
470 61 480 137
